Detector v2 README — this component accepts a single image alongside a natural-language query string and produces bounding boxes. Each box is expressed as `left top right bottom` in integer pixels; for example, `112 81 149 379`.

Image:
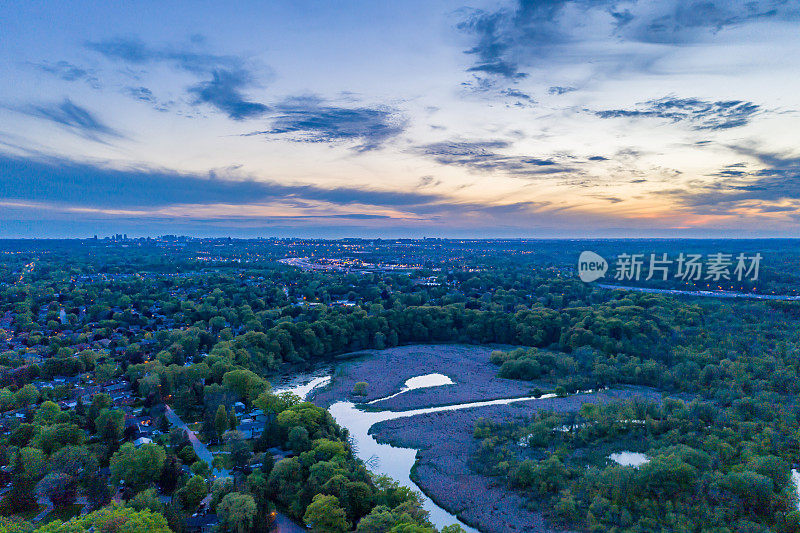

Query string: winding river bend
273 370 568 533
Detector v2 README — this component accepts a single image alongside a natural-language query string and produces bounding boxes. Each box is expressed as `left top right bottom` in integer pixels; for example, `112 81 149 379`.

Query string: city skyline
1 1 799 238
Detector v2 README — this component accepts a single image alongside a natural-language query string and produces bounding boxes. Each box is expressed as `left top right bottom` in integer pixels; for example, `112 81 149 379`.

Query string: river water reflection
274 371 570 532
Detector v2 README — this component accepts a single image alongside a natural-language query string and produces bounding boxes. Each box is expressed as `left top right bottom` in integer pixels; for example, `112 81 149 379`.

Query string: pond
609 451 649 467
367 372 455 404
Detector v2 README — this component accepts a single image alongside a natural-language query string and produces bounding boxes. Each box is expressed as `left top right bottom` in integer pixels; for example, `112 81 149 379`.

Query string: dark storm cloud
595 97 760 130
86 36 268 119
32 60 99 87
415 140 577 177
246 96 405 152
457 1 799 79
0 153 443 210
17 99 122 141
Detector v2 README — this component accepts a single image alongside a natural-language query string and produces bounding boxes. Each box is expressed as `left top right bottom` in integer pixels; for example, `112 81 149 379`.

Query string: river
597 284 800 300
272 370 573 533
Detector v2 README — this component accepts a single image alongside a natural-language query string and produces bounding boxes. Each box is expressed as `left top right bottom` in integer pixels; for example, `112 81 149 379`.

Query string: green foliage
36 473 77 508
109 443 166 493
128 488 164 515
222 368 270 405
33 503 170 533
5 241 800 533
177 475 207 510
214 404 229 442
217 492 257 533
473 399 800 532
303 494 349 533
94 408 125 444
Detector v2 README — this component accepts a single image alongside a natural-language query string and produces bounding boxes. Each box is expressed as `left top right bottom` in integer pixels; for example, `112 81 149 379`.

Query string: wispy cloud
414 139 577 178
32 60 99 88
122 86 172 112
86 36 268 120
548 86 576 95
246 96 405 152
595 97 761 130
17 99 122 141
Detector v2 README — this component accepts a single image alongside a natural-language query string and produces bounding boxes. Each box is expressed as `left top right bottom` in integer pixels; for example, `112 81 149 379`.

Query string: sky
1 0 799 238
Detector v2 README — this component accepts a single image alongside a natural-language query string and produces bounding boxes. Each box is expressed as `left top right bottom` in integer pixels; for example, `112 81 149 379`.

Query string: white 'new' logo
578 251 607 282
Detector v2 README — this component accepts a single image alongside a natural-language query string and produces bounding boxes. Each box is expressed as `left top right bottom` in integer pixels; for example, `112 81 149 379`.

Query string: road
598 283 800 300
164 405 306 532
271 512 306 533
164 404 229 479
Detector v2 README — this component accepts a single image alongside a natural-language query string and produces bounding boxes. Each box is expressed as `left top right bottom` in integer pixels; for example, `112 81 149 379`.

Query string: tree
387 525 436 533
87 393 112 425
178 475 207 510
440 526 467 533
228 408 238 430
9 447 46 511
84 472 111 510
226 432 251 470
246 471 272 521
33 401 62 425
14 384 38 407
34 503 170 533
222 369 269 405
303 494 349 533
36 472 78 507
159 454 182 493
0 388 16 411
110 443 166 492
211 477 235 511
191 460 211 478
287 426 310 453
344 481 374 522
215 404 229 443
33 423 85 455
95 408 125 443
353 382 368 396
217 492 257 533
50 445 97 484
355 506 396 533
95 363 116 383
210 316 227 333
0 516 33 533
129 488 164 514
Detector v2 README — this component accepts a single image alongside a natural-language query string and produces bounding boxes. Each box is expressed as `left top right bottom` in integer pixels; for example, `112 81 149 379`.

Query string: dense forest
0 238 799 532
